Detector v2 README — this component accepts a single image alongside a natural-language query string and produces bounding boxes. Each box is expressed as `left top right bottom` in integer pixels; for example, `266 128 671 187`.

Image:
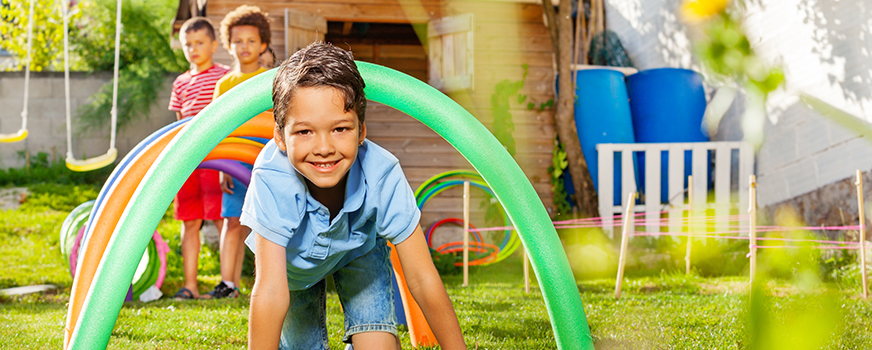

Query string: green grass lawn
3 184 872 349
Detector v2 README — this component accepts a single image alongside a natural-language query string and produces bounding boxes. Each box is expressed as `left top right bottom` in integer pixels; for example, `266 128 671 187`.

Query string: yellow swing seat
0 129 28 143
66 148 117 172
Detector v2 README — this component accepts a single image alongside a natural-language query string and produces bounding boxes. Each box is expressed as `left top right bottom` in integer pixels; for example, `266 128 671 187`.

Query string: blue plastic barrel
571 69 636 205
626 68 709 203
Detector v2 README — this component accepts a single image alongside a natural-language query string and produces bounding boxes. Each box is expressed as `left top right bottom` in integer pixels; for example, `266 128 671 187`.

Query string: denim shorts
220 177 247 218
279 238 398 349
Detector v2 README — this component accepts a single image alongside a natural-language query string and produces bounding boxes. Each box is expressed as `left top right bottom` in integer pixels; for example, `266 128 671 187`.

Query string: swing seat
0 129 28 143
66 148 117 172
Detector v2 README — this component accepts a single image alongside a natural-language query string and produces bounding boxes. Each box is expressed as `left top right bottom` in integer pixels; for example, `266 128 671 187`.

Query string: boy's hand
220 172 235 194
397 225 467 349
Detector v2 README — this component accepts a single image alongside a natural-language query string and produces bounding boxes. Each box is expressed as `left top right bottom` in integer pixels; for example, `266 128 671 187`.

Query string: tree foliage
0 0 82 71
72 0 187 132
1 0 188 132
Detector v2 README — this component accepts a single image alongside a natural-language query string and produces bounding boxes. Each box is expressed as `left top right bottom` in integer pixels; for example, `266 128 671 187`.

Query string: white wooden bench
596 142 754 237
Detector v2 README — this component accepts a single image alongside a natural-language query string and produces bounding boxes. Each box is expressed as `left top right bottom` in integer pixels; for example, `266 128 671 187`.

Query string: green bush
431 250 461 276
0 152 112 187
72 0 188 133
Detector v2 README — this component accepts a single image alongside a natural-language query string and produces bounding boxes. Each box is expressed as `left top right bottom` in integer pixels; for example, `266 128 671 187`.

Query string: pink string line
629 231 862 245
751 245 861 250
473 223 864 235
553 213 752 225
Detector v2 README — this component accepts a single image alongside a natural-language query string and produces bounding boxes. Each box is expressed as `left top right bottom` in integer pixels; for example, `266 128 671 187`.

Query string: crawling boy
243 43 467 349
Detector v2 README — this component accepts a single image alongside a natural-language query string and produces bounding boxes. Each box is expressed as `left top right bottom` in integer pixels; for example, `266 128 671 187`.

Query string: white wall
744 0 872 207
606 0 872 207
0 72 176 169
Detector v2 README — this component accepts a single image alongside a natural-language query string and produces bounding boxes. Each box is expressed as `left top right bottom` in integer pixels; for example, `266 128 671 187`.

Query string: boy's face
230 25 267 66
274 87 365 191
180 29 218 67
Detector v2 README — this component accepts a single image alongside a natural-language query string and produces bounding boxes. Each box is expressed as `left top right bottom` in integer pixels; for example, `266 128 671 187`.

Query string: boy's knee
226 217 242 229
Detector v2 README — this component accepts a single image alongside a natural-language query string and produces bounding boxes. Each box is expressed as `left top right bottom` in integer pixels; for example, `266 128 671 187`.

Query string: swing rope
65 0 118 171
0 0 34 143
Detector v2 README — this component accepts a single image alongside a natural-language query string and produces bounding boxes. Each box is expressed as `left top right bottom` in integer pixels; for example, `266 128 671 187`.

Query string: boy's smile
275 86 366 198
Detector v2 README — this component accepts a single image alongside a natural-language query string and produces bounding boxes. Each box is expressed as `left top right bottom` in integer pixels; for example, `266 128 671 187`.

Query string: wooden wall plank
366 103 554 124
208 2 444 23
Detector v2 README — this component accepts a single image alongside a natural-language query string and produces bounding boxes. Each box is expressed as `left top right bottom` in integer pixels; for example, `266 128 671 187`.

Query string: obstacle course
63 63 593 350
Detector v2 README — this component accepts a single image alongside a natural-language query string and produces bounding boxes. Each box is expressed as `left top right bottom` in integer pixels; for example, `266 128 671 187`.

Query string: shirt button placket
309 207 331 259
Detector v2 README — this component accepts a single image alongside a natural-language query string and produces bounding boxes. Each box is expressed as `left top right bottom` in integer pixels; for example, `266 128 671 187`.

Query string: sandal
204 281 238 299
173 287 195 300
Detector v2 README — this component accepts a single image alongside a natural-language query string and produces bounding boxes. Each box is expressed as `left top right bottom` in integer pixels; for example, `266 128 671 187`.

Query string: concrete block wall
745 0 872 207
0 71 176 169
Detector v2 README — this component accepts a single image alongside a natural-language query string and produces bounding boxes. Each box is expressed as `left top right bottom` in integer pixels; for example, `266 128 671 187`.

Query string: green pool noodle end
68 62 593 350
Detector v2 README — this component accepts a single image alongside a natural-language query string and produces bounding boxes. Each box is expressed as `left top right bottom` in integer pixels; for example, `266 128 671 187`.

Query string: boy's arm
249 232 289 349
175 111 183 121
396 225 467 349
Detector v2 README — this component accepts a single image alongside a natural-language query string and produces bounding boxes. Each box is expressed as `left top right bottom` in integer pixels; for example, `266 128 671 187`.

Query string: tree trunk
543 0 599 218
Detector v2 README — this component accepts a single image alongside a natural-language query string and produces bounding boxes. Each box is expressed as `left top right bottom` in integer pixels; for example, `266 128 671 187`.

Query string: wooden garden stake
686 175 693 275
749 175 757 286
855 170 867 299
463 181 470 287
615 192 636 299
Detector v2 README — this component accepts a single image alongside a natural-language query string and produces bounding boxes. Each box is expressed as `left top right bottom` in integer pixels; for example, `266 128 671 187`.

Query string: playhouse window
428 13 474 92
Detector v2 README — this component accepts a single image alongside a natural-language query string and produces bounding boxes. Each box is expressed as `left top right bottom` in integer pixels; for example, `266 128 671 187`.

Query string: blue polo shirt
241 139 421 290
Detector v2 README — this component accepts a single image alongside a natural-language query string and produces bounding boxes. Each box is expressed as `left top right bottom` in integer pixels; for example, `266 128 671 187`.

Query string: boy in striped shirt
167 17 230 300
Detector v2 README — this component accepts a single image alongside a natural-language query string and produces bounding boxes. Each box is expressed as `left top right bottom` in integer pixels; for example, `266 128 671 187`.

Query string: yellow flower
681 0 731 22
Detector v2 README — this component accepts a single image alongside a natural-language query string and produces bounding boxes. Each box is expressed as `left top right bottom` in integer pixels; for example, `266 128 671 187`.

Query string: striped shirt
168 64 230 119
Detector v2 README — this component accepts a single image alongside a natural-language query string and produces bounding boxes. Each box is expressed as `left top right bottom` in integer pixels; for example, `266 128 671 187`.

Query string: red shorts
174 169 223 221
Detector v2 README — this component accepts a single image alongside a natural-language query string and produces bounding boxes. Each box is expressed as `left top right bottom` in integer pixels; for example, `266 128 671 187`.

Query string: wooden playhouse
172 0 558 234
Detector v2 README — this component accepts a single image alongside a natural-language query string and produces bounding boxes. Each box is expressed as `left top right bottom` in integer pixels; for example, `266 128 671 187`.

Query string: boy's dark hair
273 42 366 136
262 46 277 66
180 17 216 41
220 5 271 51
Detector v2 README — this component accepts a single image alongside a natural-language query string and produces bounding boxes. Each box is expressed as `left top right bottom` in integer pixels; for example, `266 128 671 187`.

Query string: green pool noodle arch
67 62 594 350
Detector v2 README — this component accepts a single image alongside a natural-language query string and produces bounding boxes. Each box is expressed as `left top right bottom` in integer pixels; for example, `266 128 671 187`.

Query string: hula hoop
239 136 270 144
425 218 482 248
203 143 261 164
197 159 253 187
153 231 169 289
129 237 158 299
220 136 265 148
65 113 275 346
66 63 592 350
417 179 492 208
415 173 516 254
426 218 500 266
79 119 188 251
413 169 481 198
434 241 500 266
60 201 95 267
417 180 520 263
424 219 501 266
70 226 164 301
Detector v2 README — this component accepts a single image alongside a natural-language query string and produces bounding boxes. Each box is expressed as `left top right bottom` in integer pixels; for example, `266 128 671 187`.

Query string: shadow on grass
481 316 552 339
578 273 707 295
